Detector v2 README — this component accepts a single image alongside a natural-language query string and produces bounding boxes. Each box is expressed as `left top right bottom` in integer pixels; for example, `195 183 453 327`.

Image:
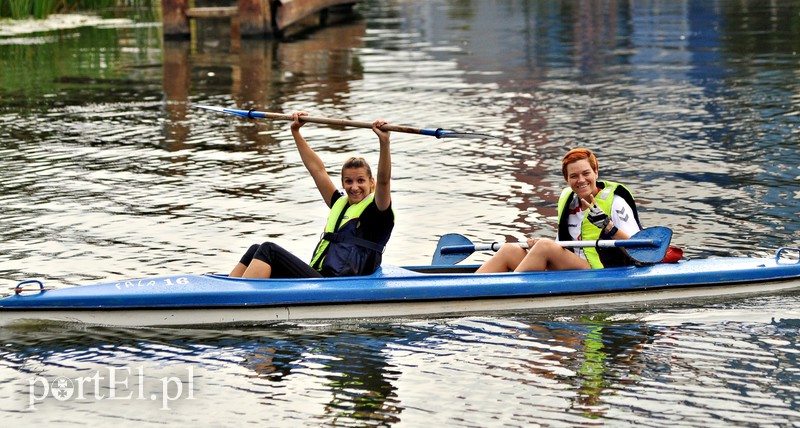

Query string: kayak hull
2 252 800 327
2 279 800 328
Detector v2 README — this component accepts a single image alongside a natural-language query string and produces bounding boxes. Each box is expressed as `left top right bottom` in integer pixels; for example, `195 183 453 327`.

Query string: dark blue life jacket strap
323 232 386 254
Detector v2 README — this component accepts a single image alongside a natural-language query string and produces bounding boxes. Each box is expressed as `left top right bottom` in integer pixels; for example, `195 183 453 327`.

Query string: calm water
1 0 800 425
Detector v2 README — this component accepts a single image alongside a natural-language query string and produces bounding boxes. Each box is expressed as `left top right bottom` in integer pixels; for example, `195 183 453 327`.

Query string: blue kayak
1 247 800 327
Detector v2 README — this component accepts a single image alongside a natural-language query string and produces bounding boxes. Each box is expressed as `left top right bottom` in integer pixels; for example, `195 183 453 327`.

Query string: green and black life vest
556 181 642 269
309 193 393 277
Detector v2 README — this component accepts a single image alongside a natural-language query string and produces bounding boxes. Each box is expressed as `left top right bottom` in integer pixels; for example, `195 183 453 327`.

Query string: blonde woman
230 112 395 279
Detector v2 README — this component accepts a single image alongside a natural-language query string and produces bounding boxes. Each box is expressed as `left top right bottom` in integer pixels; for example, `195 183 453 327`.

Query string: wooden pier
161 0 358 39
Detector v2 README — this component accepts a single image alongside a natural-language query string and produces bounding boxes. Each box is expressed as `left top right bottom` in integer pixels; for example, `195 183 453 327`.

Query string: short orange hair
561 148 598 180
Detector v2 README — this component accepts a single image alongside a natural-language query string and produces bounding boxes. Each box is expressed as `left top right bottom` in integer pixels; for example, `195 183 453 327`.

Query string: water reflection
1 298 800 424
162 17 367 149
0 323 410 423
434 0 800 255
238 327 404 423
0 318 674 423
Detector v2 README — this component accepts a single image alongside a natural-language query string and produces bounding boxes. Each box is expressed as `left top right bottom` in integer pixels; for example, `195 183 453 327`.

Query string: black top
324 190 394 274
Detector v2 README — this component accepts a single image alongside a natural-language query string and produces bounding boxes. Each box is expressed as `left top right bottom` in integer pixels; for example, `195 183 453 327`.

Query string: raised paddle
432 226 673 266
194 105 501 139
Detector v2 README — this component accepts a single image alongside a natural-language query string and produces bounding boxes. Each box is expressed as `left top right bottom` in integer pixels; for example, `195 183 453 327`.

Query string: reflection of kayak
2 249 800 327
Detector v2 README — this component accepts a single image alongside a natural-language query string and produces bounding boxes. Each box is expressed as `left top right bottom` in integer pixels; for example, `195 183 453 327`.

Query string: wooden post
161 40 191 150
238 0 270 38
161 0 191 39
233 40 276 146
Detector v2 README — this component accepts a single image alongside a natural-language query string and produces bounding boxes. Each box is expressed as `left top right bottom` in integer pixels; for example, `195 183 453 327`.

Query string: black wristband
603 225 619 238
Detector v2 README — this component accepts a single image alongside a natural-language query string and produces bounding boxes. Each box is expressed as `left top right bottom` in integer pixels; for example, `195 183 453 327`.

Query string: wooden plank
274 0 356 32
186 6 238 19
163 0 359 40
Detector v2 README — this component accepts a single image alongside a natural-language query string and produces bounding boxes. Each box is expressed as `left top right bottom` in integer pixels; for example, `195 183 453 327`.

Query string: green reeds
34 0 60 19
1 0 59 19
1 0 125 20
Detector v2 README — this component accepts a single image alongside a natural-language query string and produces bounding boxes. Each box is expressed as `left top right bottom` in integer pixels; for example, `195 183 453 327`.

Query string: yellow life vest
556 181 638 269
310 193 392 276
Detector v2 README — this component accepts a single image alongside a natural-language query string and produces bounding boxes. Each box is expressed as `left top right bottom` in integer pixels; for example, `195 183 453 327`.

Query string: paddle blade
194 105 252 118
623 226 673 265
438 131 502 140
432 233 475 265
194 105 224 113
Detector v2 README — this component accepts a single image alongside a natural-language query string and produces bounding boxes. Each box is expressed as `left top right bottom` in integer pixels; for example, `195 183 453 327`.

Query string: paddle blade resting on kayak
432 234 477 265
620 226 672 265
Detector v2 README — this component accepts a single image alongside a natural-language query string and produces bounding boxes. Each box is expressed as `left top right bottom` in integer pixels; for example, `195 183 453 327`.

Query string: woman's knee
532 238 559 253
497 243 526 258
495 243 528 269
239 244 261 266
253 242 281 264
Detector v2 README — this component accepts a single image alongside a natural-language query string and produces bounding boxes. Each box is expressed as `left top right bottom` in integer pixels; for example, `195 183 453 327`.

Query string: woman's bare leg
242 259 273 278
515 239 590 272
231 244 260 278
230 263 247 277
476 244 528 273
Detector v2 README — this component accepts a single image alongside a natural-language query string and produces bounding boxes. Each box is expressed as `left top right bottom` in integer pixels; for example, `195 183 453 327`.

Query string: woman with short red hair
476 148 643 273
